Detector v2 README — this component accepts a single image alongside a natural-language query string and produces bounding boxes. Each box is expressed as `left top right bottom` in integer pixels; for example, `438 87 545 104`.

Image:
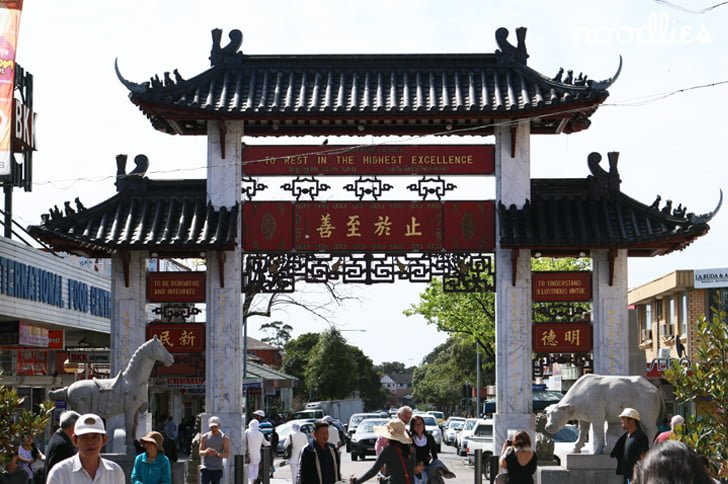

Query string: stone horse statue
48 336 174 453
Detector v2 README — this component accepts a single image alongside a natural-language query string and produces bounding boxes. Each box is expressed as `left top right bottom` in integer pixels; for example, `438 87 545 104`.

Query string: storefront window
681 292 688 336
0 350 13 373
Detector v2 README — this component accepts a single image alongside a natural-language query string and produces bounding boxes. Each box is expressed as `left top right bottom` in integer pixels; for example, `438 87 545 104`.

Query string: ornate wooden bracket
510 125 518 158
218 120 227 159
120 251 131 288
217 251 226 288
511 248 519 286
608 248 617 286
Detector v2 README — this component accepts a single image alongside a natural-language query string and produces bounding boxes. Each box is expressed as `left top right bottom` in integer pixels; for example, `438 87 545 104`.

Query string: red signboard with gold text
147 272 206 303
532 271 592 302
243 201 495 253
146 323 205 353
242 145 495 176
533 323 592 353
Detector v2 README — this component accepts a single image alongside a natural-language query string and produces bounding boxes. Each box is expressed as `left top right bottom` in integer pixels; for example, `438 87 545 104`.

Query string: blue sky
11 1 728 364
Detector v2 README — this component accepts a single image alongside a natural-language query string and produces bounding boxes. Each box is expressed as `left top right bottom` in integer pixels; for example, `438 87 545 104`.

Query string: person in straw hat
350 420 415 484
131 430 171 484
610 407 649 484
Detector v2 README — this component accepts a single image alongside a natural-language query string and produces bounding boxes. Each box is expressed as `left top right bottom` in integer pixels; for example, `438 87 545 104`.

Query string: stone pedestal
538 454 623 484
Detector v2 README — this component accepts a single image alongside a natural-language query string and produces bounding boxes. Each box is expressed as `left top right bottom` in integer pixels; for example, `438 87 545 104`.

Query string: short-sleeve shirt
46 453 125 484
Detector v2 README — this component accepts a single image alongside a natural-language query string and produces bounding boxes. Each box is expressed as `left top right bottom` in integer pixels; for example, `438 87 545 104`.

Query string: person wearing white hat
46 413 125 484
350 420 415 484
199 416 230 484
610 408 649 484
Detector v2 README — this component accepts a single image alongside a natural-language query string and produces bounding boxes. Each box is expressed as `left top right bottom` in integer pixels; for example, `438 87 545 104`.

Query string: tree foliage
304 328 357 400
0 384 54 465
412 336 486 413
665 311 728 476
259 320 293 349
282 332 321 396
374 361 408 375
350 349 389 410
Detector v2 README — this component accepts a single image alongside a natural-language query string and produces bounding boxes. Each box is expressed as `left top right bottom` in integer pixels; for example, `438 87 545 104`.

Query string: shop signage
47 329 64 349
12 98 37 151
0 254 111 317
694 268 728 289
165 377 204 389
0 1 22 175
68 351 110 363
147 272 206 303
532 271 592 302
242 144 495 176
18 321 48 347
533 323 592 353
645 357 691 378
16 350 47 376
146 323 205 353
244 201 495 253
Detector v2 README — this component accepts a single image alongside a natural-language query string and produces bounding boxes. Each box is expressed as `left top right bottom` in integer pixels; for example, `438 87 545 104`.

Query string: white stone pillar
494 120 534 450
591 249 629 376
109 251 148 452
205 120 243 483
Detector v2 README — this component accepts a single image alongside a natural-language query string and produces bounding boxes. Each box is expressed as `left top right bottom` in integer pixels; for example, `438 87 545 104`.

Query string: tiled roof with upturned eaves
27 178 237 257
116 27 620 137
498 153 717 257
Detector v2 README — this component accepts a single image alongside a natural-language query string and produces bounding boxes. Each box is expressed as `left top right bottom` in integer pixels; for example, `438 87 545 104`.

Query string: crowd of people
6 405 726 484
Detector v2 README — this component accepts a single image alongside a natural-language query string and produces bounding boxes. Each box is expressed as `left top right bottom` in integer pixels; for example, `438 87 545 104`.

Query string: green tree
282 332 321 398
304 328 357 400
374 361 407 375
0 384 54 465
665 311 728 475
259 320 293 349
351 349 389 410
412 336 482 413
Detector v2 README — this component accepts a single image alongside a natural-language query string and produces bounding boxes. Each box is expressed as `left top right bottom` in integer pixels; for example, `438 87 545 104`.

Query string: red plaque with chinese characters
532 272 592 302
243 201 495 253
147 272 206 303
146 323 205 353
532 323 592 353
242 144 495 176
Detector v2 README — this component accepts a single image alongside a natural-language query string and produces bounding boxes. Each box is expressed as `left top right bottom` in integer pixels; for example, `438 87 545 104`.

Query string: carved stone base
538 454 623 484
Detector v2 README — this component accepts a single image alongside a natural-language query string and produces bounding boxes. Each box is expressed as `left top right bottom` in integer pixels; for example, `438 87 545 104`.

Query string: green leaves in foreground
0 383 54 465
664 312 728 476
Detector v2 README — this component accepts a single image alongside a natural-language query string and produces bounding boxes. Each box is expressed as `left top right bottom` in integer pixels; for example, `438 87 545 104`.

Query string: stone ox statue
544 374 665 454
49 336 174 453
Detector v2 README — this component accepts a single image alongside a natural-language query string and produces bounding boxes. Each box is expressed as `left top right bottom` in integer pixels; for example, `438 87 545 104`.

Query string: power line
652 0 728 14
21 77 728 191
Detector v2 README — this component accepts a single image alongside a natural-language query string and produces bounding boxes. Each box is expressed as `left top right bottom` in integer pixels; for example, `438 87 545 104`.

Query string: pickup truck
461 418 495 478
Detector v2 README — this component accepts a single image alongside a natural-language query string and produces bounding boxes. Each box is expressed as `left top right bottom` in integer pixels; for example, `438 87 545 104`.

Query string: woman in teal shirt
131 431 172 484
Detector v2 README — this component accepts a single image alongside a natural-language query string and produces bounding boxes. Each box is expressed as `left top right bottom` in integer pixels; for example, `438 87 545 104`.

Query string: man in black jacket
610 408 649 484
43 410 80 482
298 420 341 484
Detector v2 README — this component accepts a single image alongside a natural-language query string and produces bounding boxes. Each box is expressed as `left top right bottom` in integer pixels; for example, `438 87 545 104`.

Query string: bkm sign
13 98 36 152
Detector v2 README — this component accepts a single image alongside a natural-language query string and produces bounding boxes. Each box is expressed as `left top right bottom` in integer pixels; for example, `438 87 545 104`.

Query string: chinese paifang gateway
25 26 718 475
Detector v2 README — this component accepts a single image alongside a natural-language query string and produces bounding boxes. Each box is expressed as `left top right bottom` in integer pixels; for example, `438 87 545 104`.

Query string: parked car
456 418 478 456
349 418 389 461
273 419 316 456
426 410 446 428
481 386 565 415
413 413 442 453
346 412 387 451
444 419 465 446
462 418 494 465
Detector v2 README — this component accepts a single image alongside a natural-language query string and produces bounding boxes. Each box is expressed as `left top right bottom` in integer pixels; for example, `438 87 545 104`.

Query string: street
271 442 486 484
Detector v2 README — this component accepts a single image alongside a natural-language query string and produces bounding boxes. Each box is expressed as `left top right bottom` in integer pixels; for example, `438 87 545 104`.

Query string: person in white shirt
245 418 269 484
284 422 309 482
46 413 125 484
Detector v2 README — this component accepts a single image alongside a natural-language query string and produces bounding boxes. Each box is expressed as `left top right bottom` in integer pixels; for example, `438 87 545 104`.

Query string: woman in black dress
409 415 437 466
498 430 537 484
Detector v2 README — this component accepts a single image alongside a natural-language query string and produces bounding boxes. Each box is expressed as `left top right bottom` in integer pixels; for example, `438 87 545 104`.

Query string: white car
444 419 465 446
456 418 478 456
413 413 443 452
